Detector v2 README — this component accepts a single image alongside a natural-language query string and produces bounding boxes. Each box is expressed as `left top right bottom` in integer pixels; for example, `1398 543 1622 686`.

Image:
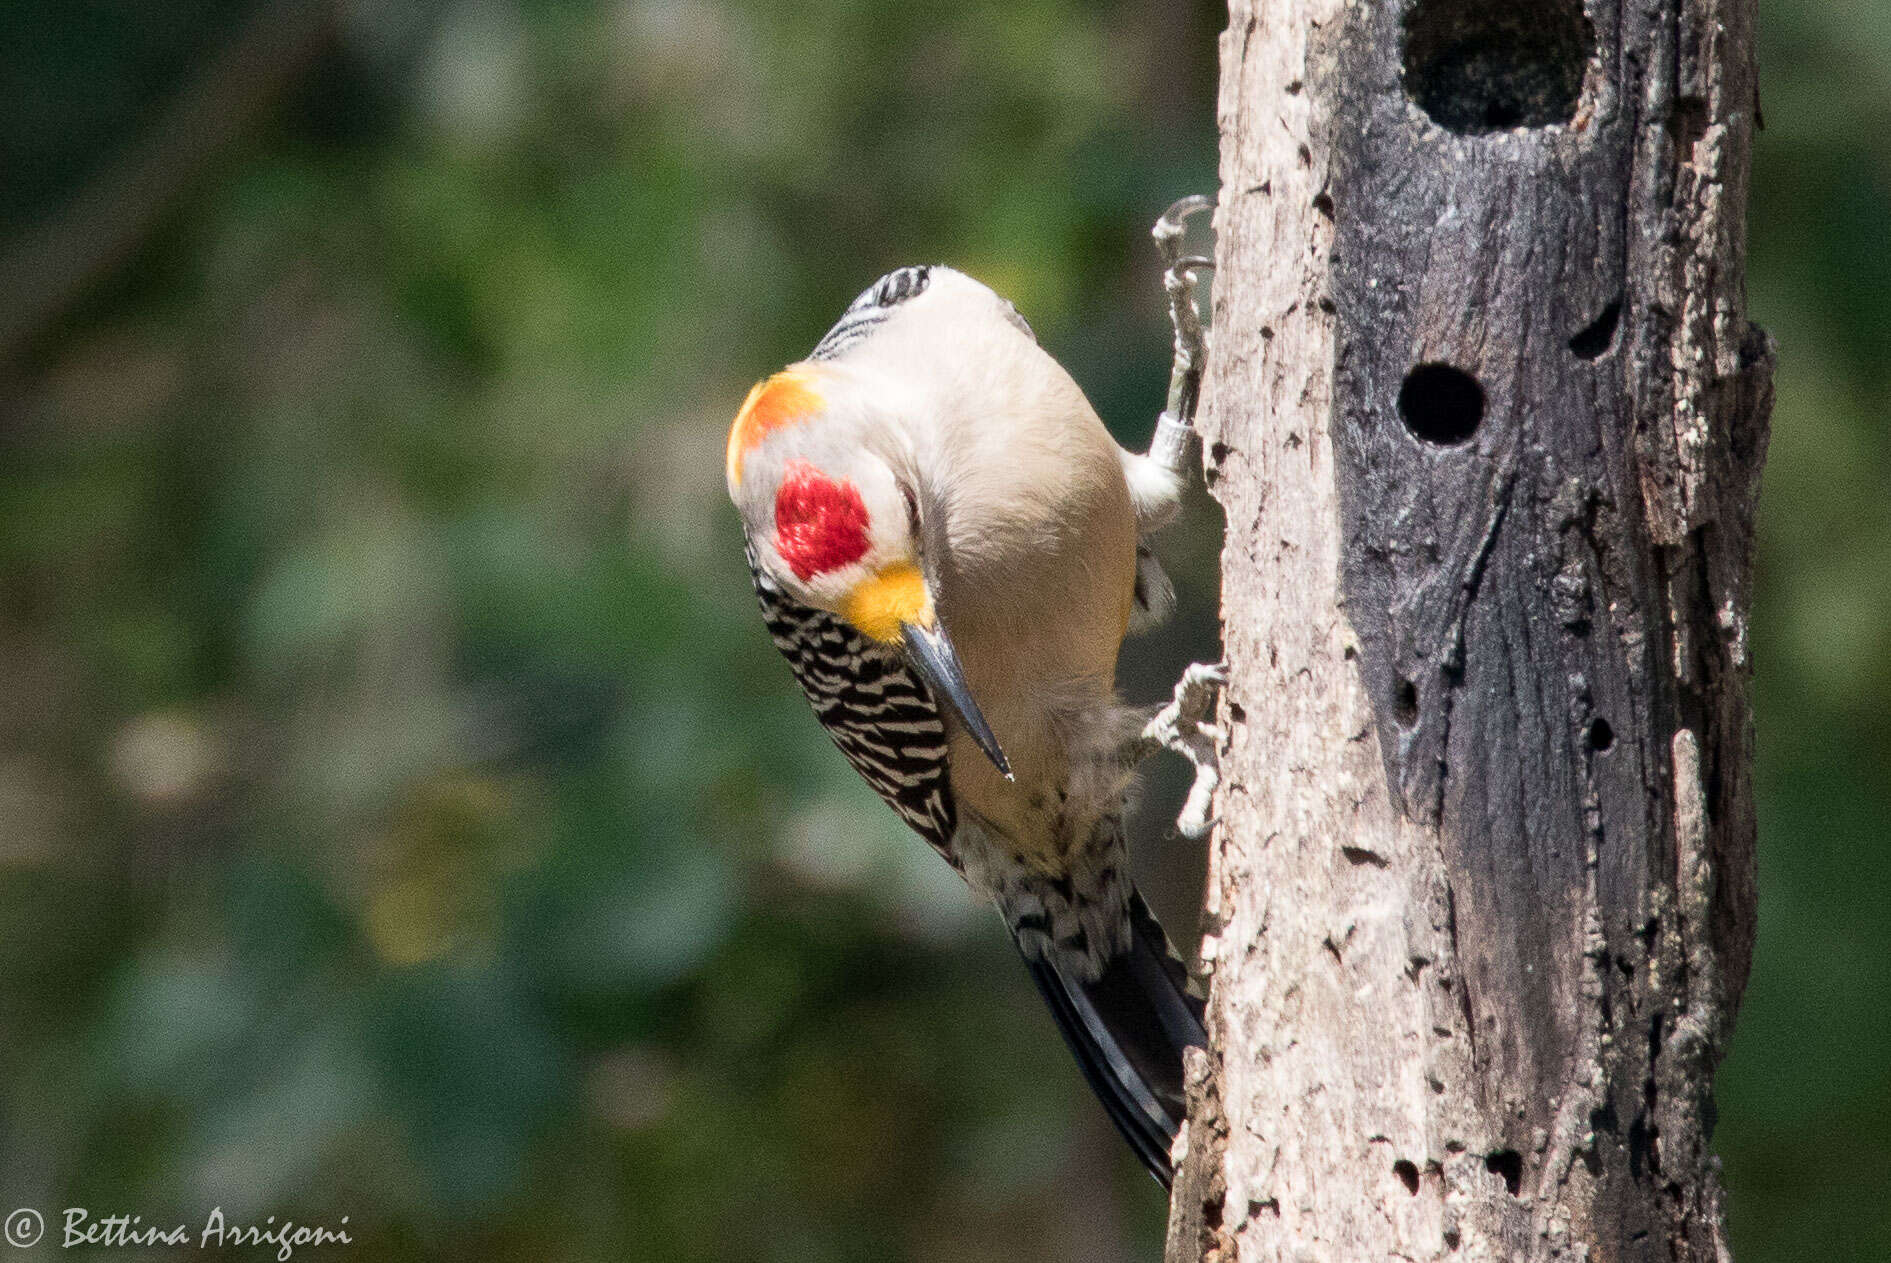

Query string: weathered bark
1166 0 1771 1258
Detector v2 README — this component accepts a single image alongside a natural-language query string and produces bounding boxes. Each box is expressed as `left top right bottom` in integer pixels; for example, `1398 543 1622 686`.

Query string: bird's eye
898 481 921 537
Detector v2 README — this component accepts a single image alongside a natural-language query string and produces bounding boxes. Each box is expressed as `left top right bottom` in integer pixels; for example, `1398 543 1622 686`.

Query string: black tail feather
1017 887 1207 1187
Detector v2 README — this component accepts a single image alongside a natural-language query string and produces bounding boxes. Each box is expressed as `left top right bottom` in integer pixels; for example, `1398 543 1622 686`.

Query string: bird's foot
1147 196 1216 480
1137 661 1227 839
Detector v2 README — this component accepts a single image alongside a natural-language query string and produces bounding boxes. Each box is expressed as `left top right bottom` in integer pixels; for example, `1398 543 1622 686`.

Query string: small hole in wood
1570 296 1623 360
1395 679 1419 728
1485 1149 1524 1196
1403 0 1592 134
1393 1160 1421 1195
1398 363 1484 446
1586 717 1615 752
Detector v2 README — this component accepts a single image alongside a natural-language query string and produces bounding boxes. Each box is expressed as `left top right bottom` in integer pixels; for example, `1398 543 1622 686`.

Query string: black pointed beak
901 619 1012 780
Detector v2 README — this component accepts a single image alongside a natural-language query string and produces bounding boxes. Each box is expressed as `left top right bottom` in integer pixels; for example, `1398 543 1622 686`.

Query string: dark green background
0 2 1881 1259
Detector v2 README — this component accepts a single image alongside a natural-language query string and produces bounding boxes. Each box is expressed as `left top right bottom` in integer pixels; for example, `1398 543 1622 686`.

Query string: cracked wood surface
1168 0 1770 1258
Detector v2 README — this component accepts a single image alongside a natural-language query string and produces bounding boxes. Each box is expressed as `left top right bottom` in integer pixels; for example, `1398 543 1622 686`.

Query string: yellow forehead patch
842 562 930 644
726 370 823 489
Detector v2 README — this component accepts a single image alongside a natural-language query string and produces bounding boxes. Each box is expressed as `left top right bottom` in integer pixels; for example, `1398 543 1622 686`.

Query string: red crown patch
774 461 870 581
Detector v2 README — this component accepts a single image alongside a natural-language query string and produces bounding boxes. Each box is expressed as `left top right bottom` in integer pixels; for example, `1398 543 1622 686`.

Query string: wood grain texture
1168 0 1771 1257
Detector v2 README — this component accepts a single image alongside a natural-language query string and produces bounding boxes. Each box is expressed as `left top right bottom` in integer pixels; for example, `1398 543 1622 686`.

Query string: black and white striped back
744 543 956 860
809 265 933 362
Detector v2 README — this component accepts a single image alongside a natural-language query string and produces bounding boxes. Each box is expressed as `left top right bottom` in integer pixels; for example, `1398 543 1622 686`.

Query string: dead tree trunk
1165 0 1772 1258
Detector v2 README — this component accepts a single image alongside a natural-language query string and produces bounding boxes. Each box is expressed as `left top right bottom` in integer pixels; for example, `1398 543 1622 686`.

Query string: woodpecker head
726 358 1012 779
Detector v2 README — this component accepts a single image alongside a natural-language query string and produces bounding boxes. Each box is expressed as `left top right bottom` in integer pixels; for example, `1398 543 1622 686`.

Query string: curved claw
1153 195 1217 255
1164 255 1217 277
1134 662 1229 841
1147 196 1217 470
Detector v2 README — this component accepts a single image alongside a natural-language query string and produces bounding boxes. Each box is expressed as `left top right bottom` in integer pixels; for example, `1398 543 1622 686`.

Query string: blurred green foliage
0 1 1882 1260
1 2 1218 1259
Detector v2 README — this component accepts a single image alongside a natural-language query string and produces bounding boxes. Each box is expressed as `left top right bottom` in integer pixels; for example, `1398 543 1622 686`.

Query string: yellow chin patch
842 563 931 644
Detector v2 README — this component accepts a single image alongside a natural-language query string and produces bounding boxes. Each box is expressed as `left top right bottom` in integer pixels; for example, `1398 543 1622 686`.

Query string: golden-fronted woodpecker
727 264 1209 1185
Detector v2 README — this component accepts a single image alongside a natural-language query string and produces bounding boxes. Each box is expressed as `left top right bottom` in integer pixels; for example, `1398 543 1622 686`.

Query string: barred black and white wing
745 543 957 860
